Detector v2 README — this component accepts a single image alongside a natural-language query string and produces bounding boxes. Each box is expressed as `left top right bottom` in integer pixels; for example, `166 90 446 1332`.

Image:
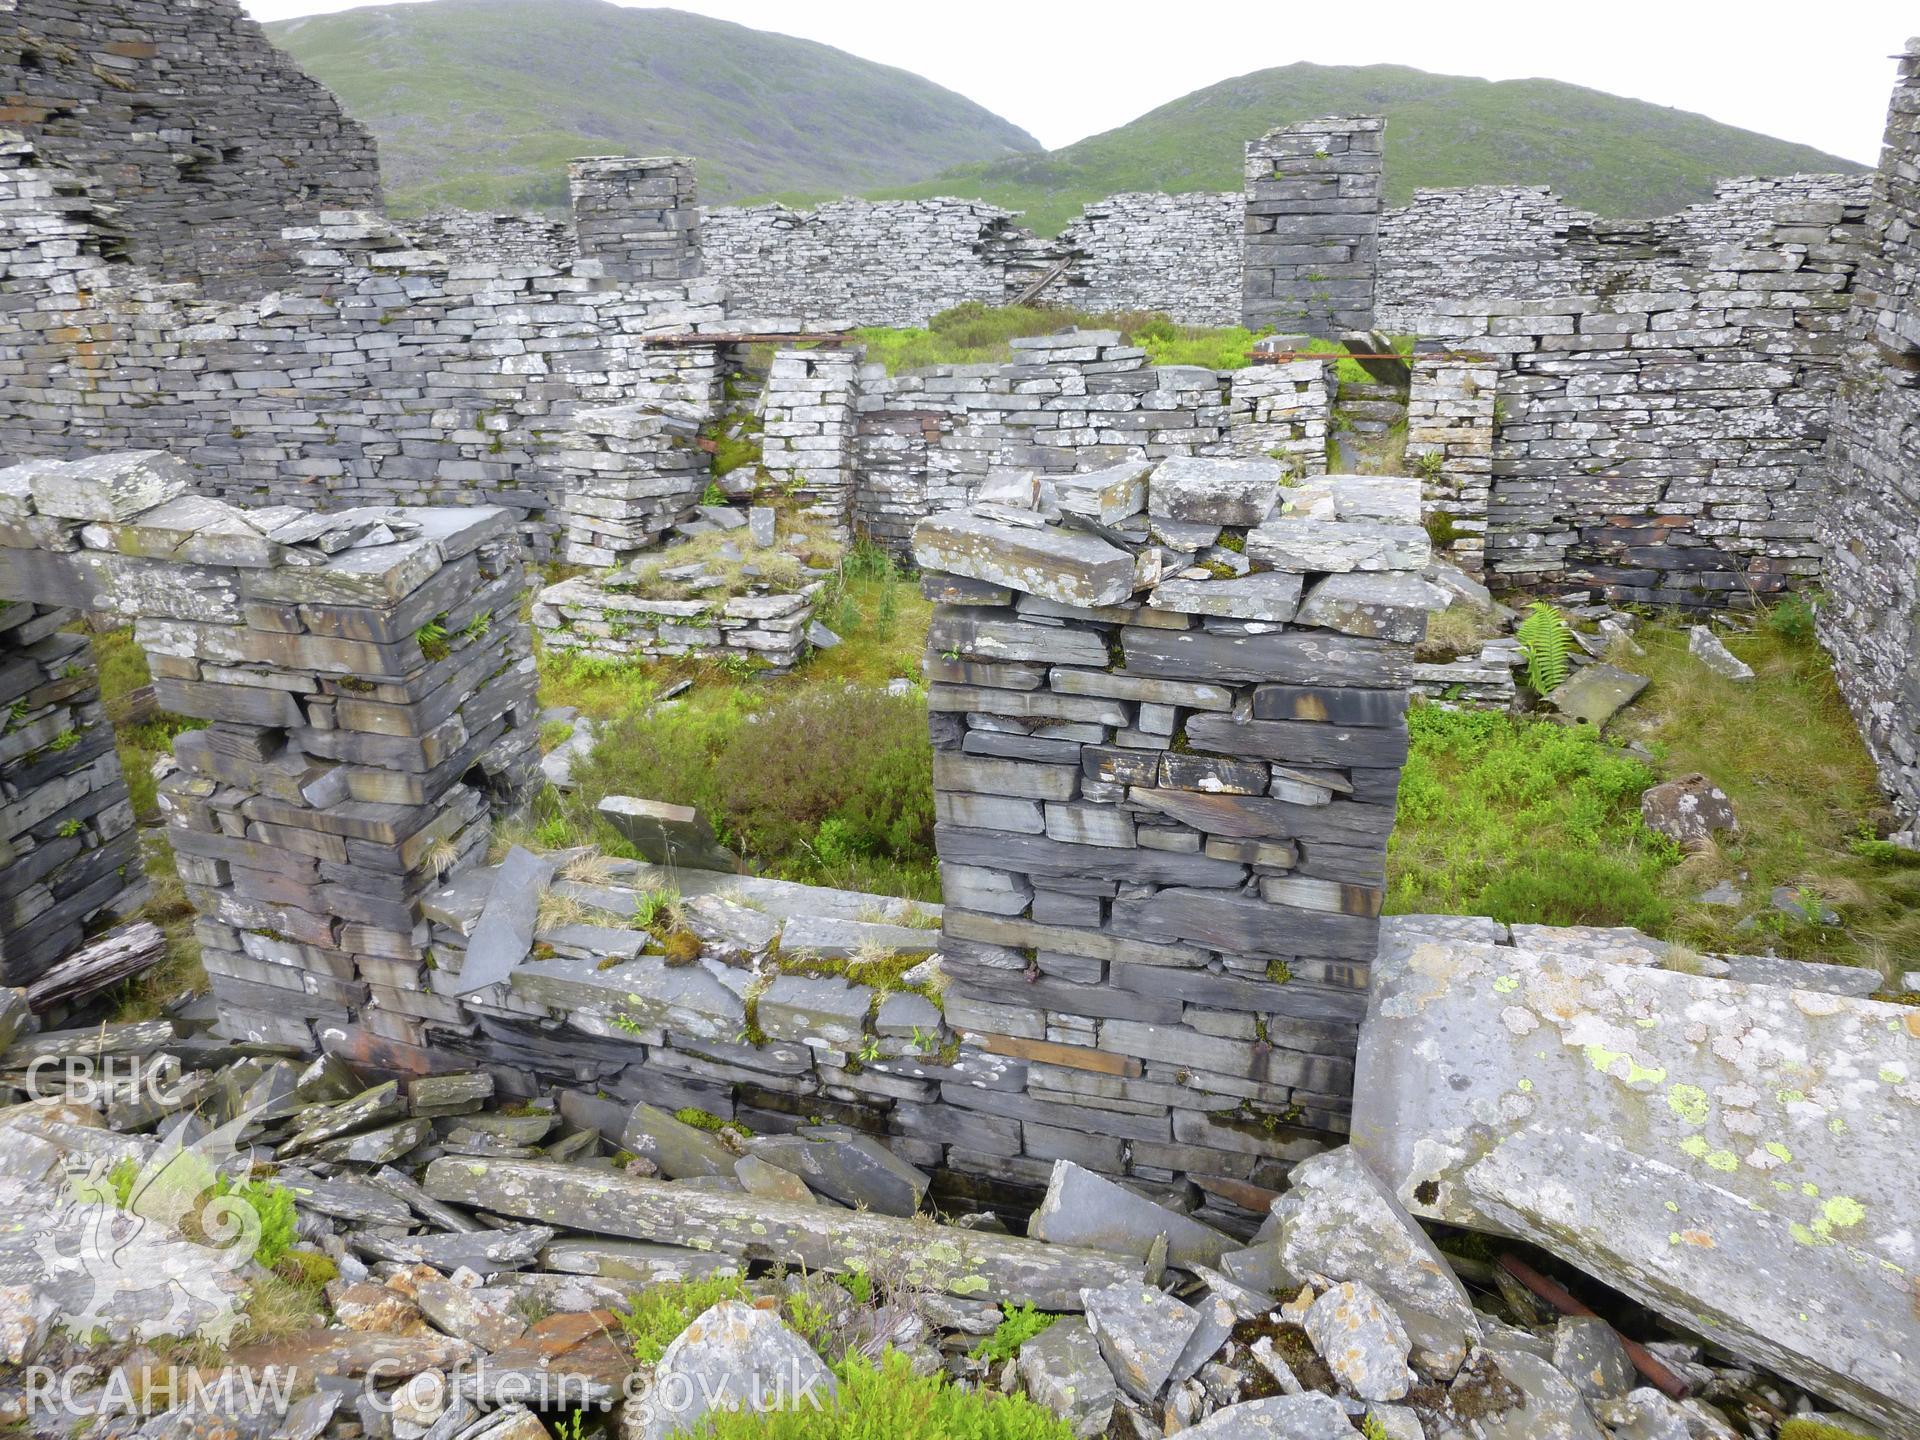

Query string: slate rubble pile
0 1018 1869 1440
911 457 1441 1195
531 505 828 672
0 451 541 1058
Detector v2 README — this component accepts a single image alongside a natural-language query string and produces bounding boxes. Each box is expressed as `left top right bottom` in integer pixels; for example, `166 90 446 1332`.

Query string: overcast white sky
239 0 1912 163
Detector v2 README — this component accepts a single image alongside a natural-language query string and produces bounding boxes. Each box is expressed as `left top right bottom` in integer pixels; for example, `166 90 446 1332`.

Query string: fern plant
1516 601 1573 696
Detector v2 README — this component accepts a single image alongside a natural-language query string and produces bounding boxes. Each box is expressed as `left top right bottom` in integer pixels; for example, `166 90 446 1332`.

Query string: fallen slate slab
1352 925 1920 1435
1545 662 1648 729
735 1154 815 1205
1031 1160 1234 1269
1303 1280 1414 1401
442 846 554 997
1269 1146 1480 1378
1688 625 1754 680
1054 461 1153 524
1081 1280 1202 1403
1018 1316 1119 1438
349 1224 555 1276
628 1301 836 1440
747 1128 929 1216
620 1103 737 1179
423 1158 1142 1308
413 1279 527 1352
596 795 739 873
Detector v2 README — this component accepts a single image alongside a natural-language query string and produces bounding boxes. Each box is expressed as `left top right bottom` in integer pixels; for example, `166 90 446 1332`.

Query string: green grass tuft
689 1348 1074 1439
616 1274 748 1364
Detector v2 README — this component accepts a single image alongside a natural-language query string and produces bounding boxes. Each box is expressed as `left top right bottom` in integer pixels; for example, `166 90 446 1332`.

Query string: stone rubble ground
0 984 1895 1440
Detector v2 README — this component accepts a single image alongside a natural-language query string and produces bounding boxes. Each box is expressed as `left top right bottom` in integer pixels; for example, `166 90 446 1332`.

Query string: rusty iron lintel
639 332 857 348
1496 1254 1693 1400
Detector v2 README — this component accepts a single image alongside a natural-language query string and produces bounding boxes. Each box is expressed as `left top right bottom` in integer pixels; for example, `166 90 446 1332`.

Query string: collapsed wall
0 0 380 291
1821 38 1920 820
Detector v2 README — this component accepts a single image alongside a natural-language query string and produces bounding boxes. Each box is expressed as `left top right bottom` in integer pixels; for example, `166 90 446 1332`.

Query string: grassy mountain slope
266 0 1042 213
876 63 1867 234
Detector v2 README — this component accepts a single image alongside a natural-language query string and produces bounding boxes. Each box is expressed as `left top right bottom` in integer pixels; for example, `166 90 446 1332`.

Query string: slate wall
1820 39 1920 821
0 135 729 556
1404 175 1874 604
701 198 1029 328
849 336 1333 555
0 0 379 291
913 464 1433 1191
1242 116 1384 336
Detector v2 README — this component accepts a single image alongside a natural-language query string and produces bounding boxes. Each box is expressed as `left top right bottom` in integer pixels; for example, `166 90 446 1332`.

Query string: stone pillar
0 451 540 1058
1406 356 1498 574
1226 357 1334 478
913 456 1433 1191
0 603 144 987
1242 116 1384 336
551 404 707 567
568 156 703 283
761 348 861 538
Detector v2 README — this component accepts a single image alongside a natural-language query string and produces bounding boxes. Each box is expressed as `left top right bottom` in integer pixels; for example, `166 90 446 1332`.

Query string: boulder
1303 1280 1414 1401
1018 1316 1120 1437
1081 1280 1202 1403
1552 1315 1635 1401
1687 626 1754 681
1148 455 1285 527
1472 1345 1608 1440
627 1301 835 1440
1639 775 1737 848
1268 1146 1480 1377
620 1103 736 1180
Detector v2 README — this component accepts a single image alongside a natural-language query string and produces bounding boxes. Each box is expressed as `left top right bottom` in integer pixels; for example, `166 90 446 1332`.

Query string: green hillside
266 0 1042 213
877 63 1868 234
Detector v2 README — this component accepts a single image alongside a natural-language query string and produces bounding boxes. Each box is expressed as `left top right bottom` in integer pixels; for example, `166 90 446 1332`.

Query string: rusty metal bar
1496 1254 1693 1400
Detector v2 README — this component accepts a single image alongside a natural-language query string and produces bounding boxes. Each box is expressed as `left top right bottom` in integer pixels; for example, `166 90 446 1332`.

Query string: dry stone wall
0 449 541 1063
849 335 1333 555
1405 356 1499 574
1402 176 1873 604
702 198 1028 328
1377 187 1594 329
0 600 143 988
912 460 1434 1190
1820 38 1920 821
1053 191 1243 325
0 0 379 291
0 134 728 555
